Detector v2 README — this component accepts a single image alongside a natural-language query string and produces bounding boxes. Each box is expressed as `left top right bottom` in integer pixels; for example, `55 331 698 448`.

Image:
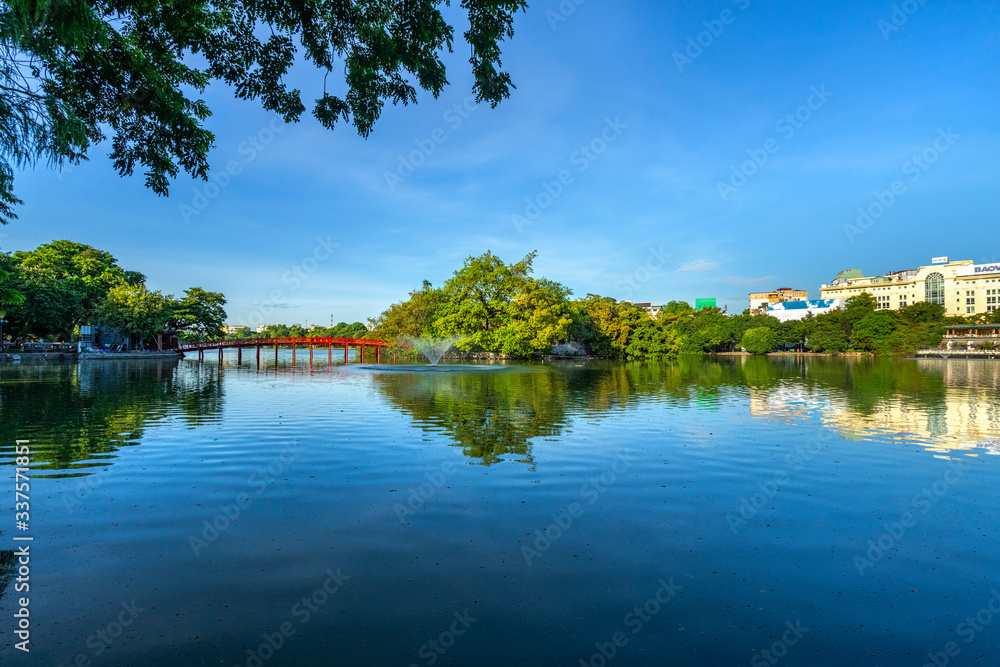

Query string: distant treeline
371 251 998 358
230 322 373 340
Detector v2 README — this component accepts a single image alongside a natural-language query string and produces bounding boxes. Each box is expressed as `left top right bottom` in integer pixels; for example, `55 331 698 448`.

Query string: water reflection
2 357 998 476
745 357 999 453
0 359 224 475
370 366 570 466
371 357 1000 464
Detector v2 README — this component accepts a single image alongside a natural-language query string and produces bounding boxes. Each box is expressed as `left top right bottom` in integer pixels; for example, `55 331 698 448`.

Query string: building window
967 306 975 313
925 272 945 305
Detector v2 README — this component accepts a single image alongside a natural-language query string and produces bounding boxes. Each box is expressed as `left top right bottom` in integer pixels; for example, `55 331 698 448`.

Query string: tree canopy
0 0 528 222
1 240 226 344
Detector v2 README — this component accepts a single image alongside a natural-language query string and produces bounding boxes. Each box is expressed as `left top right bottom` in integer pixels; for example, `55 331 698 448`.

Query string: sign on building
956 263 1000 277
695 298 717 311
931 256 949 264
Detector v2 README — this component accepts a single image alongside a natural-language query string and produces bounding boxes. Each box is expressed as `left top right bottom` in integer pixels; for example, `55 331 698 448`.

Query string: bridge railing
176 336 389 351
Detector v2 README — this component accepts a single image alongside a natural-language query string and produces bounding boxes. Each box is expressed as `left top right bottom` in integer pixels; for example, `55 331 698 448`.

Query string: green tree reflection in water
371 366 574 467
0 360 223 476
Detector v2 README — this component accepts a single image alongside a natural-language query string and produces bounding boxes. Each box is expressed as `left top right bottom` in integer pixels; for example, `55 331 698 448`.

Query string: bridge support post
218 347 223 364
329 342 332 365
256 345 260 368
275 344 278 366
377 346 381 364
344 345 348 365
238 346 242 364
309 343 313 366
360 344 365 364
292 344 296 366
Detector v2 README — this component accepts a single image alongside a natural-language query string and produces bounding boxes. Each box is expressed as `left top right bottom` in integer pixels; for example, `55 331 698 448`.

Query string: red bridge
177 337 391 365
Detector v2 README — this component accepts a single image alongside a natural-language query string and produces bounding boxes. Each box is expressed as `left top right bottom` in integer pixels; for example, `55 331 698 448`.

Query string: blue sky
5 0 999 325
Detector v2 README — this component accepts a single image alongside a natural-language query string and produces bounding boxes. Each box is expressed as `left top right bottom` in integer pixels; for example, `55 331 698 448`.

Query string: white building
820 258 1000 316
767 299 845 322
623 301 662 318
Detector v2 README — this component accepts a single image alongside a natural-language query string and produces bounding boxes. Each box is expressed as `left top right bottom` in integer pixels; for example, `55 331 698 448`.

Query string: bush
742 327 777 355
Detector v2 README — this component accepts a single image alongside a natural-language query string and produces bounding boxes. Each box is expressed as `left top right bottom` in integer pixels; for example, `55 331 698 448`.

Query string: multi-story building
820 258 1000 316
222 324 249 335
748 287 808 314
767 298 845 322
255 324 270 333
622 301 662 318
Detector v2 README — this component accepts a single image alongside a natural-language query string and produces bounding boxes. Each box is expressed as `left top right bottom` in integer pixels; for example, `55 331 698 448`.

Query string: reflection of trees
372 368 572 466
374 357 968 464
0 360 224 476
0 548 13 608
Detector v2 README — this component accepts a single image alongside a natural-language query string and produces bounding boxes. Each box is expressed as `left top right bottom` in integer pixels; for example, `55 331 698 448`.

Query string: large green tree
0 0 528 222
11 240 144 330
98 283 169 347
372 280 445 341
435 250 534 345
741 327 777 355
167 287 227 341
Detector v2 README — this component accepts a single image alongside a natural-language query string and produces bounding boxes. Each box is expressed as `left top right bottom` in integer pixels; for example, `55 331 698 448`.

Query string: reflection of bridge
177 337 390 365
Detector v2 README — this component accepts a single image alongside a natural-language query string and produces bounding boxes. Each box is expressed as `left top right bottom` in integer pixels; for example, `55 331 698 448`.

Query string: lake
1 354 999 666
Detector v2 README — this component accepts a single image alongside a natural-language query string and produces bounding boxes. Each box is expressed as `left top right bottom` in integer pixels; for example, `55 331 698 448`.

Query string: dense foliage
0 0 527 221
0 240 226 345
371 251 974 359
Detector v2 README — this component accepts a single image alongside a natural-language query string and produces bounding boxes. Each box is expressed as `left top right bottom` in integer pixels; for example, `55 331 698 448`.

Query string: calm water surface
1 354 999 666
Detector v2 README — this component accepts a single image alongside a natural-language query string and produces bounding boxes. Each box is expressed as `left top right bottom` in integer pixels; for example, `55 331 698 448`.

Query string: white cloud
678 259 718 272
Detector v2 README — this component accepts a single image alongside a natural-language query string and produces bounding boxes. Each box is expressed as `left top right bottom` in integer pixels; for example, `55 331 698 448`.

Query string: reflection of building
820 258 1000 316
749 368 1000 454
768 299 844 322
749 288 808 315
